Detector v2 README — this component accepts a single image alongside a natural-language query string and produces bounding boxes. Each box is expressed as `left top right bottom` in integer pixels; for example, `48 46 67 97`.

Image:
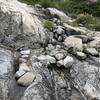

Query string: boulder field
0 0 100 100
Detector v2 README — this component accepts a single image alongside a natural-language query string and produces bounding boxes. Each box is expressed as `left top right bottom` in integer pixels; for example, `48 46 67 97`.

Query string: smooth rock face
17 72 36 87
38 55 56 64
0 48 14 100
64 36 83 52
53 26 66 35
63 56 74 68
84 48 99 56
0 0 46 49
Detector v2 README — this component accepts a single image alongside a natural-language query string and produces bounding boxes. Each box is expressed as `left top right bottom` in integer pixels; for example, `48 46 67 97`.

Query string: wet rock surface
0 0 100 100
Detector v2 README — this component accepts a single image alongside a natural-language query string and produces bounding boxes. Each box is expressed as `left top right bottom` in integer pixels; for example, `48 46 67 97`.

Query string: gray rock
17 72 36 87
22 56 69 100
88 36 100 49
63 56 74 68
53 26 66 35
0 48 14 100
20 50 30 55
19 58 27 63
71 58 100 100
15 70 26 80
38 55 56 64
56 45 61 49
64 36 83 52
47 44 55 51
55 53 65 60
46 55 56 64
57 60 64 67
58 36 63 42
76 52 87 60
84 48 99 56
19 63 30 72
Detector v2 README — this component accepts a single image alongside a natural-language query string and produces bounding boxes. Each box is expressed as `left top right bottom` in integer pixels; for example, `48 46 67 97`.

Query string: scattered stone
47 44 55 50
76 52 87 60
38 55 56 64
46 55 56 64
20 50 30 55
56 45 61 49
63 56 74 68
53 26 66 35
19 62 30 72
64 36 83 52
88 36 100 49
55 53 65 60
58 36 63 42
15 70 26 80
17 72 36 87
84 48 99 57
74 35 90 43
57 60 64 67
21 55 29 58
38 55 47 61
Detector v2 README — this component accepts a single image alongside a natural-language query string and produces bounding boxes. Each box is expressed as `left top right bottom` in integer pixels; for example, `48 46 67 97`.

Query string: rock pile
15 49 36 87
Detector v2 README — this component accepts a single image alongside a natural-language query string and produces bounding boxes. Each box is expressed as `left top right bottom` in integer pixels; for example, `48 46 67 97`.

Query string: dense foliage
19 0 100 17
19 0 100 30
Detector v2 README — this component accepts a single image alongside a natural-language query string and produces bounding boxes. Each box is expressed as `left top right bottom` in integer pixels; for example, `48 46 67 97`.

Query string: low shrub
42 20 54 30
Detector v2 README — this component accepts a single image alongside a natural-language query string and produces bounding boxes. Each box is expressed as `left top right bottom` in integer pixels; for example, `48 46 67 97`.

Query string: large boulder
64 36 83 52
0 0 47 49
0 48 14 100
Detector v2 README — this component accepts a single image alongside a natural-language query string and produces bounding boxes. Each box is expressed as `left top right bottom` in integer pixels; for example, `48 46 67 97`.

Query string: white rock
38 55 47 61
19 58 27 63
20 50 30 55
55 53 65 60
63 56 74 68
19 62 30 72
21 54 29 58
57 60 64 67
38 55 56 64
46 55 56 64
17 72 36 87
76 52 87 60
15 70 26 79
64 36 83 52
